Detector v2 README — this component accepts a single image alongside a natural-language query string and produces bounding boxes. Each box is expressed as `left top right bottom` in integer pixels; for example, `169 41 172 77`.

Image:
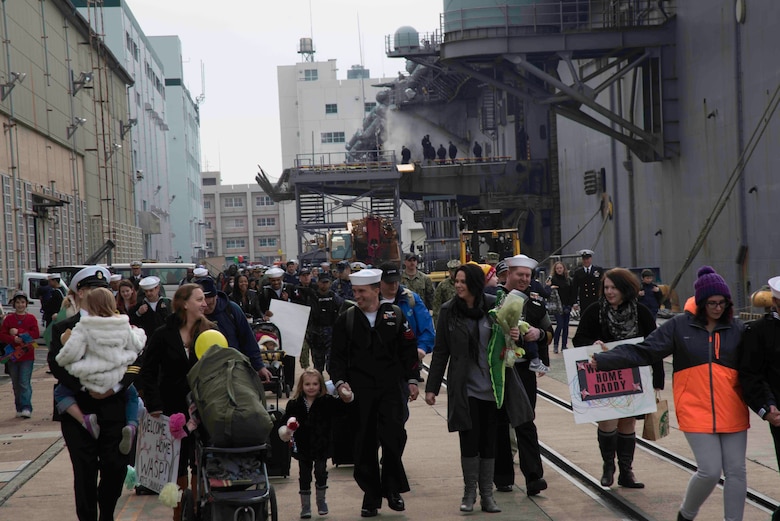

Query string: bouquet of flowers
490 292 531 367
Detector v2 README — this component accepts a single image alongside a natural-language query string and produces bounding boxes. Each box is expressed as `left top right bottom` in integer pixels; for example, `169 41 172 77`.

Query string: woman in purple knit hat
590 266 748 521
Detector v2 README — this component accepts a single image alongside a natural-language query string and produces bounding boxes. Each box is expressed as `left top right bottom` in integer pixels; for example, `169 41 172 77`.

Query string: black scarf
452 295 485 361
599 298 639 341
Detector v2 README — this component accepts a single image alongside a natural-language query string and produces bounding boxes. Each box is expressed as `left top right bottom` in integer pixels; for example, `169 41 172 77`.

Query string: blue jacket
390 285 435 354
206 291 264 370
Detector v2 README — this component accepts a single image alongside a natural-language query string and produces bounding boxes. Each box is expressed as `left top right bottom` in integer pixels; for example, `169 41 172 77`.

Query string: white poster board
269 299 311 357
135 411 181 493
563 338 658 424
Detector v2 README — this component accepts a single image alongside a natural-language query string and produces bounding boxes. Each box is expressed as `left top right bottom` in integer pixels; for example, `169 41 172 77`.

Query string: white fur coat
55 314 146 393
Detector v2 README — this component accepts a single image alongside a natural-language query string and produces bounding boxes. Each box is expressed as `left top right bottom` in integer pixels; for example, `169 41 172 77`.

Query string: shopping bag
642 399 669 440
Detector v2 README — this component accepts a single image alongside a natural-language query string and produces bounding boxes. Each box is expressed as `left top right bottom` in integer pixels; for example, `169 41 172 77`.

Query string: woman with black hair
230 273 262 319
590 266 747 521
425 263 531 514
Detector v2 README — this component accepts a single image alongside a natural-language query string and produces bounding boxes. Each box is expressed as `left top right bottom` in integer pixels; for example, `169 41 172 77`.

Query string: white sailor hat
579 249 594 258
110 274 122 283
70 266 111 292
769 276 780 300
266 267 284 278
193 267 209 278
47 273 62 280
139 276 161 290
130 260 142 267
350 261 367 271
504 254 538 270
349 268 382 286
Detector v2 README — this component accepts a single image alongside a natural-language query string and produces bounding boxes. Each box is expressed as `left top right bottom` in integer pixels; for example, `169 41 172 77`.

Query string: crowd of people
9 249 776 521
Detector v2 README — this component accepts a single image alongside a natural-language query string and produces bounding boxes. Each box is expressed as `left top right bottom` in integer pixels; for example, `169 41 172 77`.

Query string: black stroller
181 430 279 521
252 320 289 400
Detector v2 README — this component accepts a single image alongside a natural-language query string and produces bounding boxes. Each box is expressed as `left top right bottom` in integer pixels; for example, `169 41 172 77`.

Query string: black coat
739 313 780 418
572 300 665 390
139 314 198 416
550 273 576 307
281 394 345 461
129 297 173 342
231 289 262 319
571 264 603 311
426 296 533 432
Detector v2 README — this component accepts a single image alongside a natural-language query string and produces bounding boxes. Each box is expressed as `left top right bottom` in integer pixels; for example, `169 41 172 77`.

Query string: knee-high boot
617 432 644 488
597 429 617 487
478 458 501 513
299 490 312 519
315 485 328 515
173 475 189 521
460 456 479 512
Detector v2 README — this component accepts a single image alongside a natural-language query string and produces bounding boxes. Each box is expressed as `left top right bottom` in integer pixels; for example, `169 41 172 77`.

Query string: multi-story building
74 0 179 261
148 36 204 262
0 0 141 291
275 46 421 259
202 171 289 267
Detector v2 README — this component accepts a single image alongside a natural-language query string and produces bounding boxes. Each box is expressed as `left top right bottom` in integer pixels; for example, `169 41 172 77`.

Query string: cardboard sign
135 411 181 493
563 338 658 424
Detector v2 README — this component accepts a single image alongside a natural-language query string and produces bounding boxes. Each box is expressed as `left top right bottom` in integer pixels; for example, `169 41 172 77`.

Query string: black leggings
458 397 498 458
298 457 328 490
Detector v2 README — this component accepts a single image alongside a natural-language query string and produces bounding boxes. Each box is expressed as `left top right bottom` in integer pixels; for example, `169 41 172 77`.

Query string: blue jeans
553 308 571 348
8 359 34 412
55 383 140 427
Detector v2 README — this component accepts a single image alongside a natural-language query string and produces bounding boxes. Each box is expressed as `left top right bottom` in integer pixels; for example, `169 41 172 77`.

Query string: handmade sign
135 411 181 494
563 338 658 424
268 299 310 357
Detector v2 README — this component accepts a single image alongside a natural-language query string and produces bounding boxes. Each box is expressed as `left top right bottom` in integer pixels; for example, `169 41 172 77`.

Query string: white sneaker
19 409 32 418
529 360 549 375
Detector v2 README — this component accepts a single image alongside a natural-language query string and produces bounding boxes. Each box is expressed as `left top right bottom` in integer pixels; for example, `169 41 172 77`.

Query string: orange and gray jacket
595 301 748 434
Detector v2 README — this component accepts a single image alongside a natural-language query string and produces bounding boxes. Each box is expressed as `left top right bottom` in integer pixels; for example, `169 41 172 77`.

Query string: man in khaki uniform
431 259 460 324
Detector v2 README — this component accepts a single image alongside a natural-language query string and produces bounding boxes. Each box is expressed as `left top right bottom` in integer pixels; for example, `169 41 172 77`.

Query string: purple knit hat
694 266 731 305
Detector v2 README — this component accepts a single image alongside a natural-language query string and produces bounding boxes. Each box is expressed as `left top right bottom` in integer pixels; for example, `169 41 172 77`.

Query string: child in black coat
279 368 346 519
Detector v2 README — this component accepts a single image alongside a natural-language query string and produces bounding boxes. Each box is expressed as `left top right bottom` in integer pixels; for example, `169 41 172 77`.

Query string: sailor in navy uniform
571 249 603 314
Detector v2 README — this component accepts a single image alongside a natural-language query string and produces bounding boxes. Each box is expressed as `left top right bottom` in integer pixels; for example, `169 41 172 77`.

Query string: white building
148 36 204 262
75 1 203 262
276 45 421 258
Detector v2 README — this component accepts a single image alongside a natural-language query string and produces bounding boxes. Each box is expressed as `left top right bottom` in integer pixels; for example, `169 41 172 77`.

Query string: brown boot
173 475 189 521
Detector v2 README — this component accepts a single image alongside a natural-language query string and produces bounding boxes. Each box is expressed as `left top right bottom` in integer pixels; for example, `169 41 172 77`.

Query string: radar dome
393 26 419 50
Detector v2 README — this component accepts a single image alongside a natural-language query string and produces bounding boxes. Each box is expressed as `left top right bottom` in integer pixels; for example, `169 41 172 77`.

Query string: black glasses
705 299 728 309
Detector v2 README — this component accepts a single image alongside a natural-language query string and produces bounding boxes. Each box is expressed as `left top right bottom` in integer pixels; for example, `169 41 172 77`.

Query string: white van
110 262 196 297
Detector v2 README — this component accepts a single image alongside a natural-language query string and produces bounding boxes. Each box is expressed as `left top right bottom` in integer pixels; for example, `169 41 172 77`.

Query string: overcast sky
125 0 443 185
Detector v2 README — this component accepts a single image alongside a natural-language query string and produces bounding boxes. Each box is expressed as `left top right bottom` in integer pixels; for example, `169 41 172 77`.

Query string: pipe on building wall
733 12 748 308
2 0 24 285
63 17 84 260
609 82 620 267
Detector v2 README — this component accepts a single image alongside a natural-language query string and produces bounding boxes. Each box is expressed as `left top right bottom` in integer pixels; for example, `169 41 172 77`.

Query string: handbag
642 398 670 441
546 287 563 315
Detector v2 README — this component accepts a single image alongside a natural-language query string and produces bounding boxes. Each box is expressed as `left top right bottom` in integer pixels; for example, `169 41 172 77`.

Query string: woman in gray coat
425 264 532 514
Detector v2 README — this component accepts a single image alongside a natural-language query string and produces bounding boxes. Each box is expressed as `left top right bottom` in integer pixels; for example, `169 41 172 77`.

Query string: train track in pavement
421 362 780 520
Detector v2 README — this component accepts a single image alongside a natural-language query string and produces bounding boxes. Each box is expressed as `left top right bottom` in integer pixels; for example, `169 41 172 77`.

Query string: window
226 218 245 229
256 217 276 227
303 69 318 81
202 177 217 186
204 221 212 229
255 195 274 206
258 237 277 247
205 240 213 250
224 196 244 208
325 103 338 114
226 239 245 249
203 199 211 209
365 102 377 113
321 132 346 144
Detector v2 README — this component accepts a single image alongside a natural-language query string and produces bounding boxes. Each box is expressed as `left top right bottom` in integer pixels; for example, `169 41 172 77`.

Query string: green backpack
187 345 272 448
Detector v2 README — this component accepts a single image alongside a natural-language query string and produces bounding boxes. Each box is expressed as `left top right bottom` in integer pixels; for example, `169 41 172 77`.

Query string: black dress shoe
386 493 405 511
526 478 548 496
496 484 513 492
361 508 378 517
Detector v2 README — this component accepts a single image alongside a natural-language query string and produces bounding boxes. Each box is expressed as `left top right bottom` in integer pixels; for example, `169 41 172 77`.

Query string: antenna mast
196 61 205 105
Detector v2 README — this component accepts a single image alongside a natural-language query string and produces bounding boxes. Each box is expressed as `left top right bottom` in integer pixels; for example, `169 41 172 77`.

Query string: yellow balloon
194 330 228 359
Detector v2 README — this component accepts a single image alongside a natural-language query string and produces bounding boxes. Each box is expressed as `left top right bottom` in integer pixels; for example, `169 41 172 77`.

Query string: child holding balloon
54 287 147 454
